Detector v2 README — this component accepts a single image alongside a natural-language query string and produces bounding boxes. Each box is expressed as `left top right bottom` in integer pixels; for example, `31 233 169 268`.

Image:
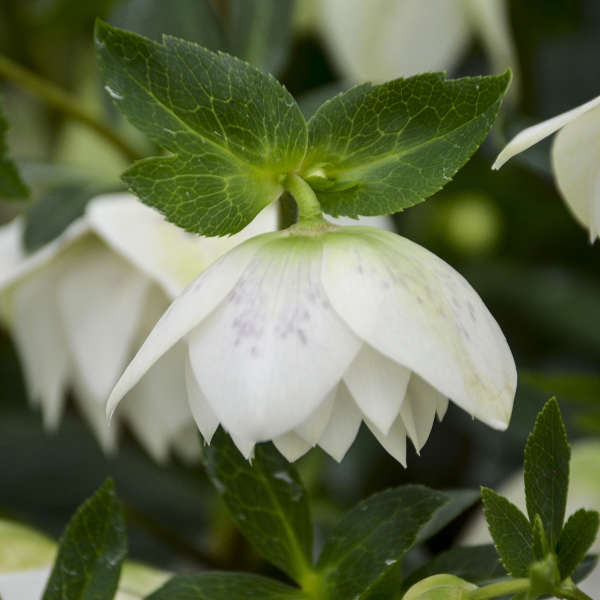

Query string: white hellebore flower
493 95 600 241
108 221 516 464
316 0 518 85
0 192 278 461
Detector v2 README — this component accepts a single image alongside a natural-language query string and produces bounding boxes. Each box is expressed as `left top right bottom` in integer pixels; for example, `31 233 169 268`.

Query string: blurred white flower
462 439 600 596
0 518 168 600
0 193 278 461
109 223 516 464
493 95 600 241
315 0 518 86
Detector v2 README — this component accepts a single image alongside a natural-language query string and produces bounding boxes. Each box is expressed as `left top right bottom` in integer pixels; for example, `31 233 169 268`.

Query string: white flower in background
0 192 278 461
0 519 168 600
109 223 516 464
463 439 600 596
315 0 518 86
493 95 600 241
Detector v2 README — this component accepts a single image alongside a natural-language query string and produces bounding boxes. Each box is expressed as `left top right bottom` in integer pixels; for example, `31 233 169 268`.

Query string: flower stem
284 173 324 223
0 52 142 163
466 578 529 600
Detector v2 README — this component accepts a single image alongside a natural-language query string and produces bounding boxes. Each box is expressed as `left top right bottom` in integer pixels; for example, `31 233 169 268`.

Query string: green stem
0 53 142 163
283 173 324 223
554 586 594 600
466 578 529 600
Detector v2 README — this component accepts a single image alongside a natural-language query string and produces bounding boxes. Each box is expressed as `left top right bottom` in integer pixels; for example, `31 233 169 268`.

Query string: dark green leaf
316 485 448 598
401 545 506 592
0 102 29 200
95 19 307 236
23 184 99 252
414 489 480 545
557 509 599 579
532 514 548 560
524 397 570 549
110 0 224 47
145 573 307 600
202 430 312 583
228 0 294 76
481 487 535 577
302 72 510 218
42 479 127 600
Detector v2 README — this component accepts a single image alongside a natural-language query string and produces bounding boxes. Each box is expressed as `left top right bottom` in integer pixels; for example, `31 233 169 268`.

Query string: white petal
401 374 442 452
107 234 274 417
231 435 255 460
273 432 312 462
436 395 450 421
322 228 516 430
0 567 51 600
318 0 470 82
72 385 118 453
551 103 600 240
317 383 363 462
11 265 70 429
87 193 278 298
187 236 362 443
119 343 192 463
56 240 151 405
184 351 219 444
294 386 337 445
366 416 407 467
329 215 395 232
343 344 410 435
493 95 600 169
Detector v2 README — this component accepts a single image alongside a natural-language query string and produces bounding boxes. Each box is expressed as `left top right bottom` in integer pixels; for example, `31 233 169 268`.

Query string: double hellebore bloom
493 95 600 241
0 193 277 460
109 181 516 464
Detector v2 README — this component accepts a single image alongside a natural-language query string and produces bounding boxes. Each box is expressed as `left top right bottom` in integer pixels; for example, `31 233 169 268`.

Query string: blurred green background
0 0 599 579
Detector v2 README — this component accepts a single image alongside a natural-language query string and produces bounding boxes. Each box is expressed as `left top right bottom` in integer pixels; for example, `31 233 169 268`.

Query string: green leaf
0 102 29 200
23 184 102 252
302 72 510 218
316 485 448 599
42 479 127 600
145 573 308 600
401 545 506 592
414 488 480 545
95 19 307 236
524 397 570 549
202 429 312 584
557 509 600 579
481 487 535 577
572 554 598 584
532 514 548 560
228 0 294 75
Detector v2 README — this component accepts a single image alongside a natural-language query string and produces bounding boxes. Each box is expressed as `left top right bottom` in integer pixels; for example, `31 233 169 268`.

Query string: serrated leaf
202 429 313 584
228 0 294 75
482 487 535 578
0 102 29 201
532 514 548 560
557 509 599 579
524 397 570 549
401 545 506 593
414 488 480 546
302 72 510 218
316 485 448 599
145 573 308 600
23 184 101 252
42 479 127 600
95 19 307 236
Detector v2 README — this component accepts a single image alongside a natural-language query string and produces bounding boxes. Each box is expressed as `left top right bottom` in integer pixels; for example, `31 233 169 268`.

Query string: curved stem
0 53 142 163
466 578 529 600
283 173 324 223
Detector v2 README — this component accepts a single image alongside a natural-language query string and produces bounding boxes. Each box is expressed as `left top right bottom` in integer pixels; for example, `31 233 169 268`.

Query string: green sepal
532 514 548 560
528 553 560 597
95 19 307 236
524 397 570 550
481 487 535 578
41 478 127 600
302 71 511 218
